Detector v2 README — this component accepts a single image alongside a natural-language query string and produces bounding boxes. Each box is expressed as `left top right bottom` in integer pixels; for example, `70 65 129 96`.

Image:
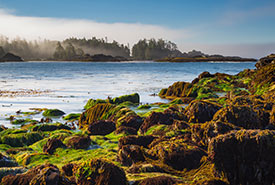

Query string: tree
0 46 5 57
53 42 66 60
65 43 76 59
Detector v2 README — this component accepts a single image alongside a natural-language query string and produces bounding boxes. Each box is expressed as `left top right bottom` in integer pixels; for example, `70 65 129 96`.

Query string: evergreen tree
53 42 66 60
0 46 5 58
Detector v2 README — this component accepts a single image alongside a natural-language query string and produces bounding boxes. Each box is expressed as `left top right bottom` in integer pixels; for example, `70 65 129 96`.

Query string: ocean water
0 61 256 127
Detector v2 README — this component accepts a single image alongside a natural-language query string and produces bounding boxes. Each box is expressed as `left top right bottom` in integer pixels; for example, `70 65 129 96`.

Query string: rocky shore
0 54 274 184
157 56 257 62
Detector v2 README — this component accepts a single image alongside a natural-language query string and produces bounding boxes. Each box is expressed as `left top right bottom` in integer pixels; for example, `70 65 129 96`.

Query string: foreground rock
75 159 127 185
133 176 182 185
43 138 66 155
1 164 72 185
209 130 275 185
148 136 206 171
87 120 116 135
184 100 222 123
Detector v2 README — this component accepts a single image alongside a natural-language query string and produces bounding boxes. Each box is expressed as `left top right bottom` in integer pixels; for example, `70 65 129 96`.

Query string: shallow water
0 61 256 127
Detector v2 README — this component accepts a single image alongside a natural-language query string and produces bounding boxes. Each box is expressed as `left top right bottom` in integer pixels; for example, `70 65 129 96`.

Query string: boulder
139 111 175 134
159 81 193 98
117 115 143 130
62 163 78 177
32 123 71 132
255 54 275 69
118 145 145 166
43 138 66 155
212 105 270 129
133 176 182 185
42 109 65 117
75 159 127 185
1 164 67 185
65 135 91 149
208 130 275 185
191 121 239 147
118 135 156 149
0 153 18 167
184 100 222 123
87 120 116 136
147 137 206 171
270 105 275 125
115 126 137 135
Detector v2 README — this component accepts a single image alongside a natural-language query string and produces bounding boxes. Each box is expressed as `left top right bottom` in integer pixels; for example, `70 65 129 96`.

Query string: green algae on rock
42 109 65 117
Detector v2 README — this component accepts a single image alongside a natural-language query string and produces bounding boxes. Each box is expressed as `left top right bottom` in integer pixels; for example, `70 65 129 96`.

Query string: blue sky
0 0 274 57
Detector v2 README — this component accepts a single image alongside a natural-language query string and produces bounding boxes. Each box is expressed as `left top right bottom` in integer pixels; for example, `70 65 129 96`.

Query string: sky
0 0 274 58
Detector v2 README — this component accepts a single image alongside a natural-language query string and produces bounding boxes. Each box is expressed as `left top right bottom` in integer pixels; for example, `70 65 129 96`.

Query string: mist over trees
132 39 183 60
0 35 209 61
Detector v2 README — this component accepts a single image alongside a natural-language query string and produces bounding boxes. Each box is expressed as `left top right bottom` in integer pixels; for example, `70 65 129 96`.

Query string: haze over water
0 61 255 127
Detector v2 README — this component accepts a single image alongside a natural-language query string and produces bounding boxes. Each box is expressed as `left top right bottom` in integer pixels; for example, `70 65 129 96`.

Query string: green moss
0 129 27 136
84 99 107 110
144 124 169 135
42 109 65 117
0 132 43 147
169 98 184 104
137 104 151 110
0 144 12 152
11 118 37 125
63 113 81 120
111 93 140 104
31 123 71 132
119 101 139 107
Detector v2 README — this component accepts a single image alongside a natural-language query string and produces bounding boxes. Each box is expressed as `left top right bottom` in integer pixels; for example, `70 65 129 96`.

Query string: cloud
0 9 191 46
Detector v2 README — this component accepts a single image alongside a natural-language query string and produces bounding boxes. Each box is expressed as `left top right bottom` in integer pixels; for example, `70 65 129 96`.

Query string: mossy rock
137 104 152 110
75 158 128 185
112 93 140 104
31 123 71 132
84 99 107 110
0 132 43 147
63 113 81 121
11 119 37 125
208 129 275 185
42 109 65 117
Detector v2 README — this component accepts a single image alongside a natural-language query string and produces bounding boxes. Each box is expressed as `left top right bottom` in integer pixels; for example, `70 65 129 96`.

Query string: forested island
0 36 256 62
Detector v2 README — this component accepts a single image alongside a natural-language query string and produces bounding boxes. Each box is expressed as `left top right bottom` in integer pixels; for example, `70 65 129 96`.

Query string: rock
42 109 65 117
75 159 127 185
133 176 182 185
212 105 270 129
194 179 228 185
118 135 156 149
0 53 23 62
191 121 239 147
111 93 140 104
6 148 33 155
208 130 275 185
184 100 222 123
43 138 66 155
255 54 275 69
118 145 145 166
159 81 193 98
65 135 91 149
270 105 275 124
87 120 116 136
128 163 164 173
32 123 71 132
62 163 78 177
115 126 137 135
0 153 18 167
117 115 143 130
0 132 43 147
147 137 206 171
139 111 176 134
1 164 58 185
79 103 116 128
29 166 60 185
